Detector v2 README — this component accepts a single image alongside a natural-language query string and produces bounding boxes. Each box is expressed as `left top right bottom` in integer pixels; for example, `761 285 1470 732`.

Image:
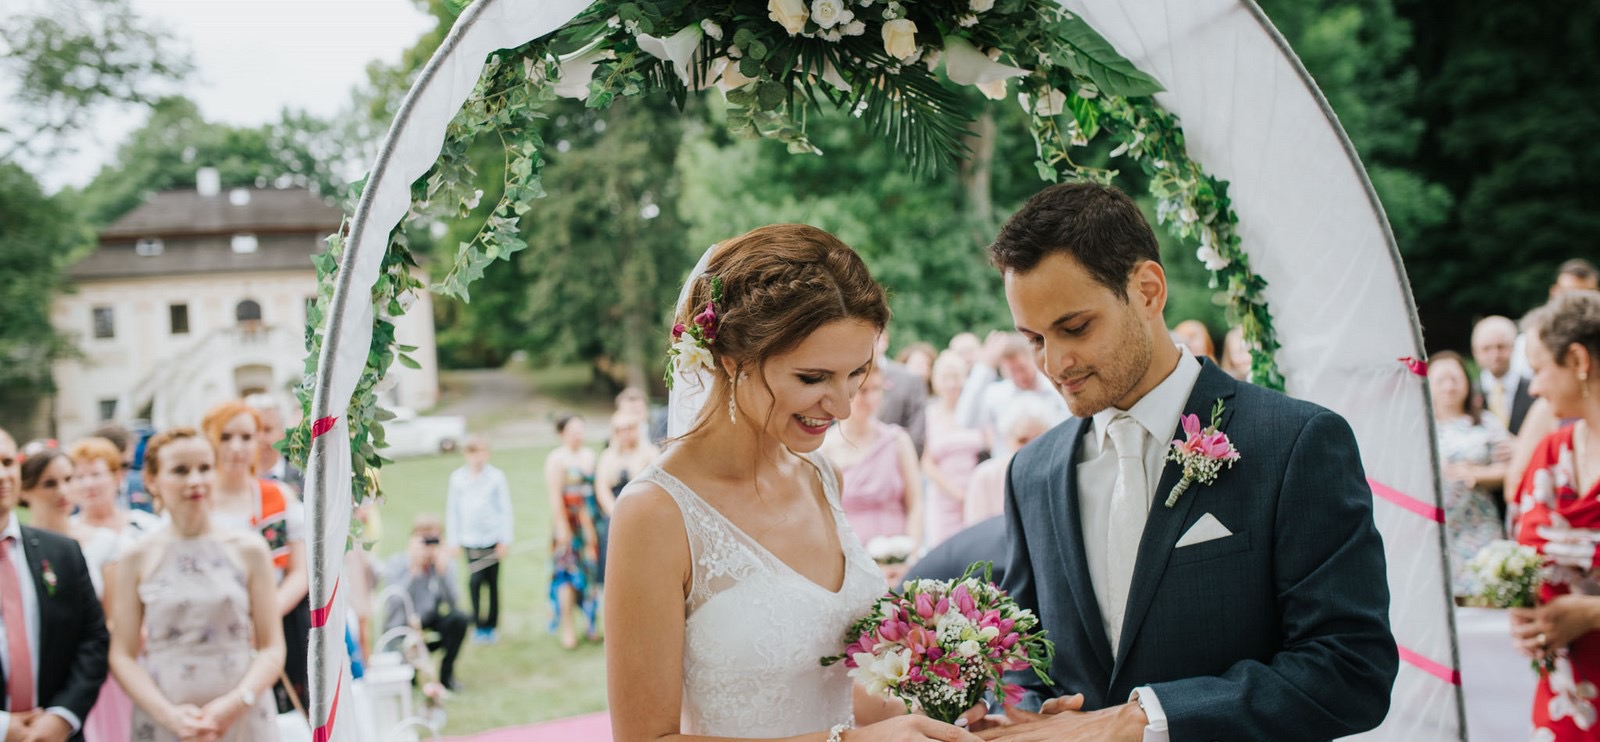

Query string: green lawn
369 444 608 735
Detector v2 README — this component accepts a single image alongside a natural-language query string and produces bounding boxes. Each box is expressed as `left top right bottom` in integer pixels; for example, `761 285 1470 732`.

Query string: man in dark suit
983 184 1396 741
1471 315 1534 435
0 428 108 742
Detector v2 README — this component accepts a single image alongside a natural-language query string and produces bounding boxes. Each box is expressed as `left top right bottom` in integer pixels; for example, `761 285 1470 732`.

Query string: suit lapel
1110 363 1238 687
1045 418 1115 678
22 529 53 674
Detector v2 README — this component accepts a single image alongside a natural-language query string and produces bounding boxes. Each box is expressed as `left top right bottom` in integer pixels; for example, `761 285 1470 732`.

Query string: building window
169 303 189 335
135 237 164 256
236 299 262 324
98 399 117 421
231 233 258 254
92 306 115 339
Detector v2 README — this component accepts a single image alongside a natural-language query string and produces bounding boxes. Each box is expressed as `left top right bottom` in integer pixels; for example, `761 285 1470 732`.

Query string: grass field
370 443 609 735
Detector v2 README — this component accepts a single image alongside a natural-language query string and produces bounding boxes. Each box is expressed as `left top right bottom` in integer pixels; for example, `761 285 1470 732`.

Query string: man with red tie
0 428 107 742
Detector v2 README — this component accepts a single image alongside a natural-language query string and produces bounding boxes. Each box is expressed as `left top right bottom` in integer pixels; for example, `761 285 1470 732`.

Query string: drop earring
728 374 738 423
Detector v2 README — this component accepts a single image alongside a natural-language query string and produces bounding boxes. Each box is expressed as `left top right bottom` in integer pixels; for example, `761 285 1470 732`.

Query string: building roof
71 186 341 281
99 187 342 241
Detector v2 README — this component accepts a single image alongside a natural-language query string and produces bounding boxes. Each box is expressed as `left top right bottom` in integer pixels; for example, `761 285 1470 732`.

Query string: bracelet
826 722 851 742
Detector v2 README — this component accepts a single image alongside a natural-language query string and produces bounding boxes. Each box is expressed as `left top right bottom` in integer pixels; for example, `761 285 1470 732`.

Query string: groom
985 183 1397 741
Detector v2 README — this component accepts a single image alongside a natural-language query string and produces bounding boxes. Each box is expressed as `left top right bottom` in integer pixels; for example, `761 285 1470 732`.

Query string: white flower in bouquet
700 19 724 41
1465 540 1544 609
867 535 916 565
769 0 810 35
970 0 996 11
811 0 853 29
882 18 919 61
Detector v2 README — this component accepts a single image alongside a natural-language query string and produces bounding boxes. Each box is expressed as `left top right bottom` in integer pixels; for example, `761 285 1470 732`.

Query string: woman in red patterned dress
1513 289 1600 740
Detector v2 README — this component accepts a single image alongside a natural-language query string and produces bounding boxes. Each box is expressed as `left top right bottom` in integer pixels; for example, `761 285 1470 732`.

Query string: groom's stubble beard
1055 302 1154 418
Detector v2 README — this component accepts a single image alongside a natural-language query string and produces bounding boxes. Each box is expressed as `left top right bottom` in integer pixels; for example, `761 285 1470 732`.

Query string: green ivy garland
287 0 1284 502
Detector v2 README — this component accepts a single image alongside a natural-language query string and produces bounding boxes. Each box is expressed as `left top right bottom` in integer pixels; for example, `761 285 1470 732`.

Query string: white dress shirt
1075 348 1202 741
955 364 1070 455
0 515 83 735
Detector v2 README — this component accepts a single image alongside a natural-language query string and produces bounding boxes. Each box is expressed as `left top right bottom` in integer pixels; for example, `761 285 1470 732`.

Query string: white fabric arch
303 1 1460 739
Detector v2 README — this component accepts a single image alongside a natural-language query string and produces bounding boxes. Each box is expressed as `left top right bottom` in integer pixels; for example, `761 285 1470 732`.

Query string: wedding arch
292 1 1459 739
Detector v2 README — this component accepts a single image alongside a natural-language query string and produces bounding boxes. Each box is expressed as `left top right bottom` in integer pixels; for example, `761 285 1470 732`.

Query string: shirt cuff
1131 686 1169 742
48 706 84 733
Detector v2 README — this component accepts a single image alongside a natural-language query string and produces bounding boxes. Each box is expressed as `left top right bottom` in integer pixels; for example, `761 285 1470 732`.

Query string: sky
10 0 437 191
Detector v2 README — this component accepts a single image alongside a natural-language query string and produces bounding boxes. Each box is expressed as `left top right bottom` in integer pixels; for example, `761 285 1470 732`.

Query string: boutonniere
41 559 58 597
1164 399 1241 508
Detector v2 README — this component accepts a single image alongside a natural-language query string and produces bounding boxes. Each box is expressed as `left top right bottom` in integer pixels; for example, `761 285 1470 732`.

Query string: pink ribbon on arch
1399 645 1460 685
309 577 341 629
1368 478 1444 523
310 416 338 439
311 674 343 742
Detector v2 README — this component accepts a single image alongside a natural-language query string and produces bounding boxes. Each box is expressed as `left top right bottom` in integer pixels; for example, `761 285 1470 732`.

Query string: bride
605 225 984 742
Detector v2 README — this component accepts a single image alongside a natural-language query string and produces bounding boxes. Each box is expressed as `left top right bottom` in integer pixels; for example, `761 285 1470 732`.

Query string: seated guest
109 428 283 742
383 515 469 692
0 427 109 742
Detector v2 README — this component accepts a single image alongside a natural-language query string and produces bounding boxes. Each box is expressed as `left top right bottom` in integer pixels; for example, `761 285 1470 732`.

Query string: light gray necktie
1106 413 1148 657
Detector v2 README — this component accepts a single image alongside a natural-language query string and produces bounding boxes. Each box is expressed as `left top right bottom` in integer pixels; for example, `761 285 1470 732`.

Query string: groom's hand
977 698 1145 741
967 694 1082 734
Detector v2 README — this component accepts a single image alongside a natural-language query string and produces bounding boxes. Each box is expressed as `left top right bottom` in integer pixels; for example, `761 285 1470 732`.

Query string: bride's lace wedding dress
631 453 886 737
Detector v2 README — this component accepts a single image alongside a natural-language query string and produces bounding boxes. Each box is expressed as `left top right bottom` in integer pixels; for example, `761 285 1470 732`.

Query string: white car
379 407 467 458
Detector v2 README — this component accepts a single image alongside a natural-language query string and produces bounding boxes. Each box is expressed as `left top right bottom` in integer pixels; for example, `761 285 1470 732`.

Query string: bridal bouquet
1463 539 1543 609
822 564 1052 723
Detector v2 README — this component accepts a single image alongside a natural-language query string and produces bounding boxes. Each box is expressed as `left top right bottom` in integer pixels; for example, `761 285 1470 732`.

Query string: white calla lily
943 36 1029 89
636 24 704 86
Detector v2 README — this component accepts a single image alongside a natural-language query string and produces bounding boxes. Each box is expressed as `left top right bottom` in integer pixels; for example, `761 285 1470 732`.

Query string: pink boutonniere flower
1164 399 1241 507
41 559 58 597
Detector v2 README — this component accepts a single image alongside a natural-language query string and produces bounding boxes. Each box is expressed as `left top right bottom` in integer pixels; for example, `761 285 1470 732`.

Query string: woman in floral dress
545 413 599 649
1512 290 1600 740
1427 351 1510 595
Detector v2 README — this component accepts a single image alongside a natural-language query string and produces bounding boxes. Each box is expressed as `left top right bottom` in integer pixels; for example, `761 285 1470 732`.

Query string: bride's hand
849 714 983 742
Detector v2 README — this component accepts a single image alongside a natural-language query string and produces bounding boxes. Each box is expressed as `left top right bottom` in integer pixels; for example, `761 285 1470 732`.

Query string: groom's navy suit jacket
1001 362 1397 741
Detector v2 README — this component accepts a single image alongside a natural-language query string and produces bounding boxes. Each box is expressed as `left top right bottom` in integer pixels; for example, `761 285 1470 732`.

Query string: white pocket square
1175 513 1233 548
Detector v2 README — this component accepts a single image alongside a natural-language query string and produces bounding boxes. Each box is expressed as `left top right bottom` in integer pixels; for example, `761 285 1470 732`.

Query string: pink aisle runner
444 711 611 741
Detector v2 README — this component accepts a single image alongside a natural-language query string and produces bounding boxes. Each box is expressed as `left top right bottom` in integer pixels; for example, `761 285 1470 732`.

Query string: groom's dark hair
987 182 1161 302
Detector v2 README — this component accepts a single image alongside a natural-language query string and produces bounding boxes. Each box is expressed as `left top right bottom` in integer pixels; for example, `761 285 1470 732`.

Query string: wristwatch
237 687 257 708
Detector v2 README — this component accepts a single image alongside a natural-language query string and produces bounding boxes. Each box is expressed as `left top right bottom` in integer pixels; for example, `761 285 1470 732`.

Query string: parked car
380 407 466 458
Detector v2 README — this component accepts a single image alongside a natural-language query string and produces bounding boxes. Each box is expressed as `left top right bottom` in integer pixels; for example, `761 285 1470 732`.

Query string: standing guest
921 352 984 548
1171 319 1216 362
0 428 109 742
1509 290 1600 740
89 424 149 514
109 428 282 742
17 451 104 551
1474 316 1536 436
1221 326 1252 381
444 436 511 645
382 515 468 693
594 410 660 580
1511 259 1600 381
895 341 938 390
948 331 982 370
68 437 159 742
964 402 1055 526
822 369 923 579
1427 351 1509 594
244 394 305 495
200 400 311 715
544 414 598 650
874 330 928 455
612 387 653 447
955 332 1068 456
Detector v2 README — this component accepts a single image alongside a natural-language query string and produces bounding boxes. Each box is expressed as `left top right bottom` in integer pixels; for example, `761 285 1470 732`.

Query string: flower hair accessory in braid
664 275 723 389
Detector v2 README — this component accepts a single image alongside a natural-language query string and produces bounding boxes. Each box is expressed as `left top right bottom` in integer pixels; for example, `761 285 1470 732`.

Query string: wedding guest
109 428 283 742
382 515 468 693
68 436 159 742
1172 319 1216 362
1474 316 1535 436
895 341 938 389
947 331 982 369
90 422 149 513
594 410 660 579
874 329 928 455
245 393 305 495
445 436 511 645
921 352 983 548
17 450 103 550
544 414 598 649
822 368 923 575
1427 351 1509 595
612 387 652 447
1221 325 1252 380
955 332 1068 457
964 402 1055 526
1511 258 1600 381
1508 289 1600 740
201 400 311 714
0 428 109 742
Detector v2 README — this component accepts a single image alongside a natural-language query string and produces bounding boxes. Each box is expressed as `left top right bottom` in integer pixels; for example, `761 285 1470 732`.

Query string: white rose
970 0 995 10
769 0 809 35
842 19 867 36
812 0 849 28
882 18 919 61
701 19 724 41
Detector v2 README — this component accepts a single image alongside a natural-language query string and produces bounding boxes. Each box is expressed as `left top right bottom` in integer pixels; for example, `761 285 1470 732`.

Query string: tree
0 163 82 436
0 0 189 163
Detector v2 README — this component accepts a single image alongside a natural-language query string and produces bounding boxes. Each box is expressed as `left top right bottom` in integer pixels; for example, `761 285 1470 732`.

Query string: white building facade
52 176 439 441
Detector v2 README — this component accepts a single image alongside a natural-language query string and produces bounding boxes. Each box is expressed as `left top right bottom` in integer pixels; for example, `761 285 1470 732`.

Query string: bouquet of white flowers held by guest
1465 540 1554 672
866 534 917 566
822 563 1053 724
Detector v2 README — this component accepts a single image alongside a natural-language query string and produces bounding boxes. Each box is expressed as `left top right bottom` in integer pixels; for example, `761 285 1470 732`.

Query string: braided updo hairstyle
674 224 889 438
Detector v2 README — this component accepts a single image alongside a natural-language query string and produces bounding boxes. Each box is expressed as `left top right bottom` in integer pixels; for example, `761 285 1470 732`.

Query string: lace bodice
631 454 885 737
